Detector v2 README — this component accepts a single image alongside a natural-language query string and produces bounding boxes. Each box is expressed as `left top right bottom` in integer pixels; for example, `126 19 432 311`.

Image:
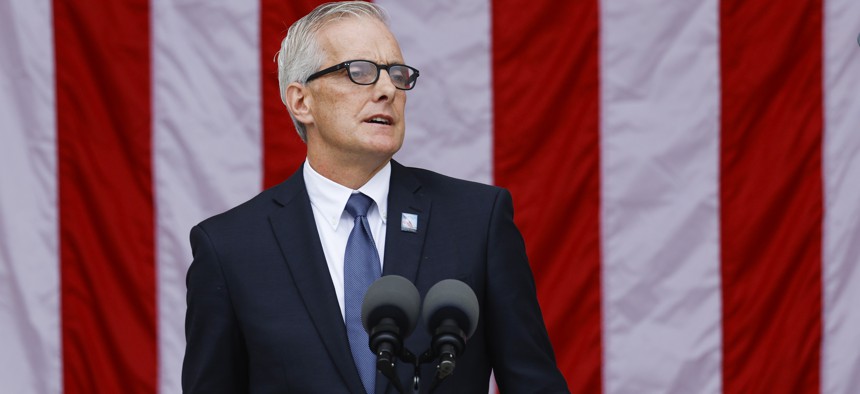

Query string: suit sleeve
485 189 570 393
182 225 249 393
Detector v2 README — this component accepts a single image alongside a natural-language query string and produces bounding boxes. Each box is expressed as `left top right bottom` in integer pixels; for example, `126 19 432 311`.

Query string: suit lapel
374 161 431 394
267 167 366 393
382 161 431 286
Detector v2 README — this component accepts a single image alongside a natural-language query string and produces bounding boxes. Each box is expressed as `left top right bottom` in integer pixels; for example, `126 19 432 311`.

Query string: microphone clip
427 318 467 380
369 317 418 394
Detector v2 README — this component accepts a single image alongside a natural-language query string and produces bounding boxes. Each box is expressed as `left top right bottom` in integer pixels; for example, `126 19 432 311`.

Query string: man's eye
349 64 376 81
350 70 369 78
390 71 406 83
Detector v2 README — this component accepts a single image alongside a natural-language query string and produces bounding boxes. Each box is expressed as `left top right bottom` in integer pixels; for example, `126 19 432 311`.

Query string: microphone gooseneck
361 275 421 394
420 279 479 390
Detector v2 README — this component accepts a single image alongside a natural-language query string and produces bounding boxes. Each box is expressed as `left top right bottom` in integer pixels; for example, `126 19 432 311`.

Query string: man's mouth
365 116 392 125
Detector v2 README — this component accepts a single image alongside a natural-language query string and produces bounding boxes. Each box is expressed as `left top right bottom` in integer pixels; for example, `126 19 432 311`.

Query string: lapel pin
400 213 418 233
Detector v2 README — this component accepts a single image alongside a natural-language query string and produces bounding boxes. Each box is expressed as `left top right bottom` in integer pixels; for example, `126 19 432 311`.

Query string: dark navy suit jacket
182 161 569 393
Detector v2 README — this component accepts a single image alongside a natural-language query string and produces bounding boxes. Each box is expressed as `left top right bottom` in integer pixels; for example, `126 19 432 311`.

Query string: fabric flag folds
1 0 859 393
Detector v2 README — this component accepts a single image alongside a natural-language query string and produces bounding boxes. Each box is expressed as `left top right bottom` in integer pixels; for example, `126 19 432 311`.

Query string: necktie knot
345 193 373 219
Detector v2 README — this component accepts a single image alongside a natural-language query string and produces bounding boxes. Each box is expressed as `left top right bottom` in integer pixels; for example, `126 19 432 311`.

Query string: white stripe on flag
823 0 860 392
0 1 60 393
600 1 722 392
381 0 494 185
152 1 263 392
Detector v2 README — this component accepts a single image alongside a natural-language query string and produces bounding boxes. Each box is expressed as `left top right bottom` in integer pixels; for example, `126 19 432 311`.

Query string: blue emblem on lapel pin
401 213 418 233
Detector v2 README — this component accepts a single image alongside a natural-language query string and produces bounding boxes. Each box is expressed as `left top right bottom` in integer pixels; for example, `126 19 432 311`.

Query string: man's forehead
316 15 391 40
316 17 403 62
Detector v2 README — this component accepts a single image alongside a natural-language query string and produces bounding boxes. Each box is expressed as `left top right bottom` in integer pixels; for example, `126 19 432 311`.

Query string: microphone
421 279 479 382
361 275 421 393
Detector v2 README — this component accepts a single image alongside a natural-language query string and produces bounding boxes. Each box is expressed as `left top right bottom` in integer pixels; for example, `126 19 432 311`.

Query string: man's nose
373 69 398 100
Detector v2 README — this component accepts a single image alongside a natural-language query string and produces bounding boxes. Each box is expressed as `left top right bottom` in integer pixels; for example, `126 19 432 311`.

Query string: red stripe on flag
492 1 602 392
260 1 329 187
54 1 157 392
720 1 823 392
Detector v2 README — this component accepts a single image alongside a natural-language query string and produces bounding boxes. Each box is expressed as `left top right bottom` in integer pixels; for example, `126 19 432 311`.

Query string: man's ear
285 82 313 125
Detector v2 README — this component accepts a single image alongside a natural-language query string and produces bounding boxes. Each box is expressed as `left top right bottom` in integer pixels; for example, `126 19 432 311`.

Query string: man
182 2 569 393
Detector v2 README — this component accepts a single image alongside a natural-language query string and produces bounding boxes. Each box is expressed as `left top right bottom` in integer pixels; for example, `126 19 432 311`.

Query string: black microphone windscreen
422 279 479 338
361 275 421 337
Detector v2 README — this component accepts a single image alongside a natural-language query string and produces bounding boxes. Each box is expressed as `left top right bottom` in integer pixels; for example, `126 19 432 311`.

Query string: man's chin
362 136 404 158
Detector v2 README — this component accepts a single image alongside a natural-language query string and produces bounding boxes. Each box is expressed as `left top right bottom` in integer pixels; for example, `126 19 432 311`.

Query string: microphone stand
378 346 438 394
382 345 463 394
375 322 467 394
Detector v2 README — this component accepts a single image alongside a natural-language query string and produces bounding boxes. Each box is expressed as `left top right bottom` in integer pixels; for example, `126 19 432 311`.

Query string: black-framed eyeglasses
305 59 420 90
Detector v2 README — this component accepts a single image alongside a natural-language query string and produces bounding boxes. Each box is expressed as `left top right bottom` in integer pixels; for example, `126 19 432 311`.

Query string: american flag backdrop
1 0 859 393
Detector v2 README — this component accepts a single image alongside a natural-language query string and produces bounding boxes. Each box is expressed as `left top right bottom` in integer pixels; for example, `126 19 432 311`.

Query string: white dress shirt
303 159 390 320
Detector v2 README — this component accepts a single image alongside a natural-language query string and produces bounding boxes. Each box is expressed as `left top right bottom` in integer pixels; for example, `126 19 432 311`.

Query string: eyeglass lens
348 61 416 90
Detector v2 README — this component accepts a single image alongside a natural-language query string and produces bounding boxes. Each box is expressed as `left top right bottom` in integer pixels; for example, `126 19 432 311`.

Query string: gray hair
276 1 389 142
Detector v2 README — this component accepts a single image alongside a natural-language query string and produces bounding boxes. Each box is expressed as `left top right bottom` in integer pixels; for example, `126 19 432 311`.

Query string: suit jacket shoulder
195 171 302 238
397 163 503 196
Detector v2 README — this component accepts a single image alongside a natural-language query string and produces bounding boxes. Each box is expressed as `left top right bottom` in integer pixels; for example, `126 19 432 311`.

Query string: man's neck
306 155 390 190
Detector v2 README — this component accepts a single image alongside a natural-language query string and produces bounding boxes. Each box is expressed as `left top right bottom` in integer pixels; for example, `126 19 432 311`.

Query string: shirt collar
303 159 391 230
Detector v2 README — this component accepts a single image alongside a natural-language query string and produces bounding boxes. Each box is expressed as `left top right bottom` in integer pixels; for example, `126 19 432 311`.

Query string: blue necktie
344 193 381 394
